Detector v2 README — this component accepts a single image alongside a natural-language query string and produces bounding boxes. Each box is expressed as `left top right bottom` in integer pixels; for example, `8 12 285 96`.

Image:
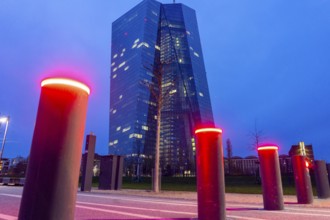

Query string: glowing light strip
257 146 278 151
195 128 222 134
41 78 90 95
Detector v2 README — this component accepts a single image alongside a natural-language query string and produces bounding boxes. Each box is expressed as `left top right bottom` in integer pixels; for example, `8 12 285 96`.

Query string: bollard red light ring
257 146 278 151
41 78 90 95
195 128 222 134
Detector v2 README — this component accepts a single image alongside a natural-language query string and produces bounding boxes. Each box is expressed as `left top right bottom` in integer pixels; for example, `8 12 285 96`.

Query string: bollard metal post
18 78 90 220
195 128 226 220
115 156 124 190
292 155 313 204
257 145 284 210
81 133 96 192
327 163 330 186
98 155 124 190
314 160 330 199
98 155 117 190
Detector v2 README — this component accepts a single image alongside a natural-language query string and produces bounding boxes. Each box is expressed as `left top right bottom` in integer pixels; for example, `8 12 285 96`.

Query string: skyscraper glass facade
109 0 214 176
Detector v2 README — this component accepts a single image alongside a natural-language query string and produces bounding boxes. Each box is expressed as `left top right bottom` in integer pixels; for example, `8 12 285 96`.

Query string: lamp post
0 116 9 161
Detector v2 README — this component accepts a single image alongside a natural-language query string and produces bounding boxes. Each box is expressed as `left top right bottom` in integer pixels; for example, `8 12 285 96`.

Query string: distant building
10 156 26 168
0 158 10 174
224 154 293 175
224 156 259 175
289 142 314 163
8 156 28 176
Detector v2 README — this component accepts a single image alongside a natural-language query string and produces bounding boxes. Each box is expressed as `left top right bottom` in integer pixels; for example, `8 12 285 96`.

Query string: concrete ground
1 186 330 219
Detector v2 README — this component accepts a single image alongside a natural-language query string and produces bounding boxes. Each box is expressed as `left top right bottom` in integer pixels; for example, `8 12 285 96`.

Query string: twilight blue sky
0 0 329 160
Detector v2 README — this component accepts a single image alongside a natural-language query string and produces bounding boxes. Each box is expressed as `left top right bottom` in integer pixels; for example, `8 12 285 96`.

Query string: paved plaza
1 186 330 219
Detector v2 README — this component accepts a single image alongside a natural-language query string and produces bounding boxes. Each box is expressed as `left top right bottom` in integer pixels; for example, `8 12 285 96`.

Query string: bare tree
142 62 174 193
249 120 264 151
142 7 195 192
143 59 192 191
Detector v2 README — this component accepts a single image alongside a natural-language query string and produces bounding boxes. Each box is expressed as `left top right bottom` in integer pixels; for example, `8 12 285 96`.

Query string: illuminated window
119 61 126 68
162 82 172 88
186 31 191 35
111 62 115 66
169 89 177 94
122 48 126 52
128 13 138 22
155 45 160 50
113 54 118 59
152 10 158 16
112 74 117 79
119 95 123 99
179 59 183 63
113 67 118 72
120 53 124 57
142 125 149 131
124 66 129 71
122 126 131 132
132 44 137 49
143 100 156 106
109 140 118 146
137 42 150 48
112 109 117 114
194 52 199 57
199 92 204 97
134 38 140 43
116 126 121 131
129 133 143 139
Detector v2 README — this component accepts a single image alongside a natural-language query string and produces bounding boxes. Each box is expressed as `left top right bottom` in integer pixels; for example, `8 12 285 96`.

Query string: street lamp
0 116 9 161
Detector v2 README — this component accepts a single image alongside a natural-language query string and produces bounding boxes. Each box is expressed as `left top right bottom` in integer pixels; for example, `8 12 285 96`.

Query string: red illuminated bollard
257 145 284 210
292 155 313 204
18 78 90 220
195 128 226 220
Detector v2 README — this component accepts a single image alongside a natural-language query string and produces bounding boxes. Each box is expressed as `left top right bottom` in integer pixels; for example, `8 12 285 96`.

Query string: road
1 186 330 219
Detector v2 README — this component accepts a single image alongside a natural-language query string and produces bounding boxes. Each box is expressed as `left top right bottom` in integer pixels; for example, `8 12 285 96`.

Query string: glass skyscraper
109 0 214 176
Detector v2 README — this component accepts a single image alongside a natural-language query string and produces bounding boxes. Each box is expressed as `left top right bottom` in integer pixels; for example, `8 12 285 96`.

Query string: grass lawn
121 175 316 195
88 174 316 195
